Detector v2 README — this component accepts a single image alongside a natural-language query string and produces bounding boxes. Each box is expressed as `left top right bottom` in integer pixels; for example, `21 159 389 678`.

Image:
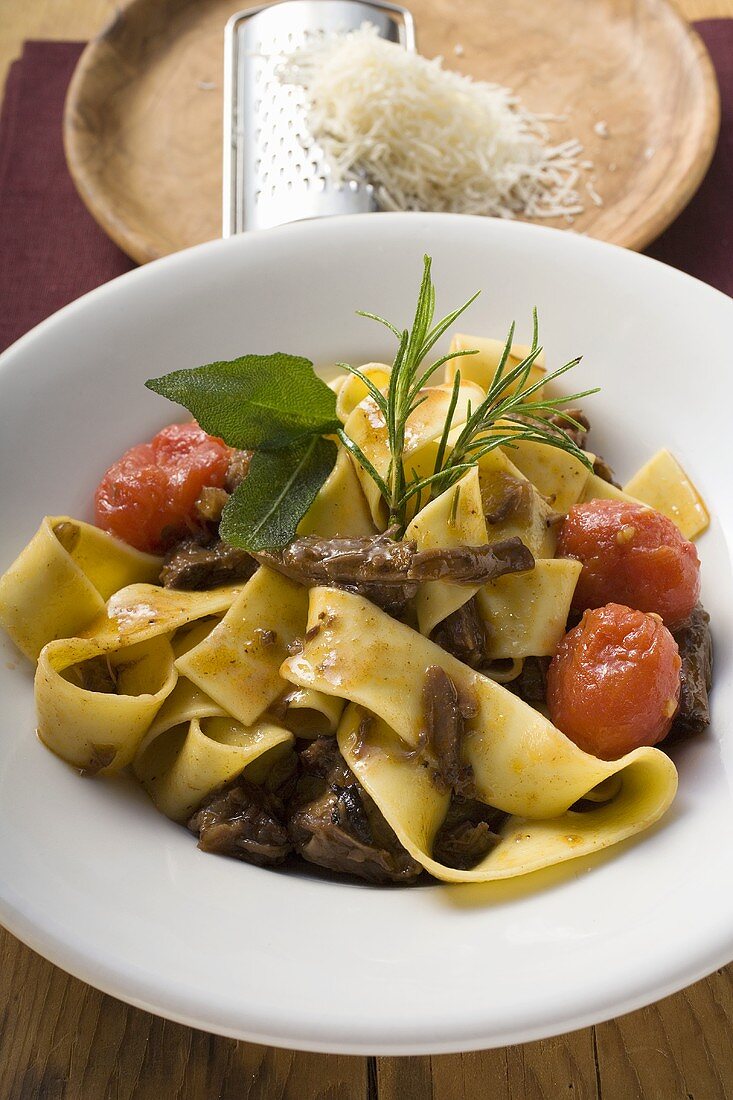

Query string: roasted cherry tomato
94 422 231 553
557 499 700 627
547 603 681 759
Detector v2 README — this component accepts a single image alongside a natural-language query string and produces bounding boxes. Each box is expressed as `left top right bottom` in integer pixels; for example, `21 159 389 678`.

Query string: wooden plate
64 0 720 264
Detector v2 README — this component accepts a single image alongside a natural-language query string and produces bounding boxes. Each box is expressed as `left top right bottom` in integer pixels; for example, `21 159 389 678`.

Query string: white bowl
0 214 731 1054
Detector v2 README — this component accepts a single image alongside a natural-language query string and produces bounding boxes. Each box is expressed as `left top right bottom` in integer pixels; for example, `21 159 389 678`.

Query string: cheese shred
282 26 591 220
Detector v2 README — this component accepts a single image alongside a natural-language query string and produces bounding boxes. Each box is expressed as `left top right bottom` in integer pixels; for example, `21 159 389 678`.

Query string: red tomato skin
557 499 700 627
94 423 231 553
547 603 681 759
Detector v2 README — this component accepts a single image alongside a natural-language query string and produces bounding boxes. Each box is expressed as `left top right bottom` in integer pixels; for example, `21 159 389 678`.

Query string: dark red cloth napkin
0 42 134 352
1 23 732 354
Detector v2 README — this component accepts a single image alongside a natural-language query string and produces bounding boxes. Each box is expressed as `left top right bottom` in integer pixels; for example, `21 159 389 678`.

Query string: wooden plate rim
63 0 722 265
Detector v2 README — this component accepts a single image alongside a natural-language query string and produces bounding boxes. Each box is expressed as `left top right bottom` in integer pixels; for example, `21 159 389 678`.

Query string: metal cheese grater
223 0 415 235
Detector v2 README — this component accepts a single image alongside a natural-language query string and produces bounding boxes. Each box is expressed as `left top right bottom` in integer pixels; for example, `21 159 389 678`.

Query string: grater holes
237 14 384 220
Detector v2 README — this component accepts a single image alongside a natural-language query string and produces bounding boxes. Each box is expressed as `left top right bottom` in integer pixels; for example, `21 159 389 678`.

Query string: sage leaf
220 436 337 551
146 353 340 450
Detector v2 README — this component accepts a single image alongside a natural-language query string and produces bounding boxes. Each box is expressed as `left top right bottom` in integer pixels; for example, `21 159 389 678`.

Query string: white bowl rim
0 212 731 1055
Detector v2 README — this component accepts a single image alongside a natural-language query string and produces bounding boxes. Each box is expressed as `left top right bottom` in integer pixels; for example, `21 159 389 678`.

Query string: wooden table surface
1 2 732 1097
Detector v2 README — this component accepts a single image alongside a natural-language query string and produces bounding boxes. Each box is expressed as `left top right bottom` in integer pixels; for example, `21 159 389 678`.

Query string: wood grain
2 1 733 1098
63 0 720 263
2 923 732 1098
0 933 368 1100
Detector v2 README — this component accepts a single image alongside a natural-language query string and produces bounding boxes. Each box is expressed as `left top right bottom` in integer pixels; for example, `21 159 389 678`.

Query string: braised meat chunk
430 597 489 669
189 776 292 866
288 738 423 884
592 454 620 488
422 665 476 797
433 798 508 870
547 407 590 449
194 486 229 524
74 654 118 694
669 604 713 740
482 474 531 526
411 538 533 584
161 535 256 589
255 532 418 612
255 532 533 613
190 450 252 524
278 531 414 584
225 449 253 492
507 656 550 705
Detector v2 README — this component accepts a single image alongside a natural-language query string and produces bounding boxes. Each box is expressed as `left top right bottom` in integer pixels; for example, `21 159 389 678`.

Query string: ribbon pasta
476 558 582 659
176 567 308 726
335 362 391 423
297 445 376 539
337 705 676 883
475 447 557 557
82 581 246 650
134 676 293 821
281 587 677 821
501 437 591 513
0 326 702 890
36 634 177 773
446 333 546 394
132 646 293 821
280 687 345 737
33 581 249 774
344 380 485 527
406 467 489 635
0 517 161 659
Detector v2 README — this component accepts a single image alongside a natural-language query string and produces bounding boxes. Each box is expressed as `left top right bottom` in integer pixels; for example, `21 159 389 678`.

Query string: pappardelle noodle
0 258 712 885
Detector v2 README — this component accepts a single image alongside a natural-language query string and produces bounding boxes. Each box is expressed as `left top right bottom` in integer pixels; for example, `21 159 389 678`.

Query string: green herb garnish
425 314 599 500
146 353 340 450
339 256 597 531
334 255 480 530
219 437 337 551
146 353 342 551
146 256 597 550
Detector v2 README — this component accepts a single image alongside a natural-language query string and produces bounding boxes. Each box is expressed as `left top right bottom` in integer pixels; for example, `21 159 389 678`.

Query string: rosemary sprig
342 255 479 530
342 257 598 533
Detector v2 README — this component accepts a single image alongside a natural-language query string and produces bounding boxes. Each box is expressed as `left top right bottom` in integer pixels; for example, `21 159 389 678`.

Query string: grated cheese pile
281 26 590 220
